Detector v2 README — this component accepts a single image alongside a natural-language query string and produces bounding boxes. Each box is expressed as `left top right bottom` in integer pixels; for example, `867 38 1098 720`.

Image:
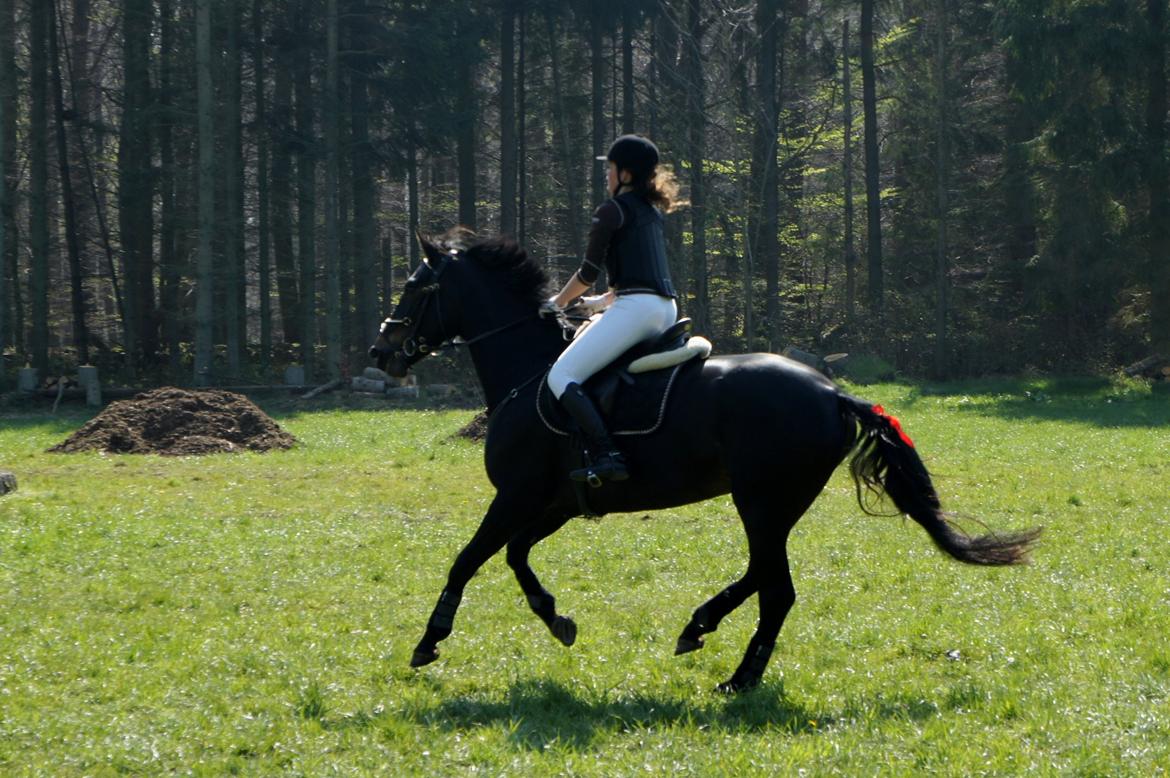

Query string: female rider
544 134 682 484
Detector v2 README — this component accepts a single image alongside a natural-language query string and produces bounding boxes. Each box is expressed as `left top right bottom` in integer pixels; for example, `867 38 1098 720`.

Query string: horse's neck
467 317 566 410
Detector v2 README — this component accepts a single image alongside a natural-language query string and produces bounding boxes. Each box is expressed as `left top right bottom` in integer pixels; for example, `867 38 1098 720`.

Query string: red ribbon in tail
871 404 916 449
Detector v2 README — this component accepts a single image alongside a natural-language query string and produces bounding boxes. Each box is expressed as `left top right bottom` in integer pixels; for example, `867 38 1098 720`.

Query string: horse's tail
839 394 1040 566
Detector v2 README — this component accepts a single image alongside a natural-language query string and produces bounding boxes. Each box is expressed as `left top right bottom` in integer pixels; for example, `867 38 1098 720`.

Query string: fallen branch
301 378 345 400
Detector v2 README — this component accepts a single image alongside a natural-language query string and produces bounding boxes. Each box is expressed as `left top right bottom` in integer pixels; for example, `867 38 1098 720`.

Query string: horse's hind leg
675 576 757 655
506 513 578 647
715 485 821 694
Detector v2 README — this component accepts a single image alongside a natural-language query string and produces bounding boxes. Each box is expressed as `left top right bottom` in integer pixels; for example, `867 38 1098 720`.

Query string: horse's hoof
410 648 440 668
551 615 577 647
675 636 704 655
715 675 758 695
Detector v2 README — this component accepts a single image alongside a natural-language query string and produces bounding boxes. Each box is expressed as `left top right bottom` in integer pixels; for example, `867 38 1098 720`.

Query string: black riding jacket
576 192 677 299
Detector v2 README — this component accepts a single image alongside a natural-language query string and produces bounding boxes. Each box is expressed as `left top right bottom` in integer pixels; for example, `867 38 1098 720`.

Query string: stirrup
569 453 629 487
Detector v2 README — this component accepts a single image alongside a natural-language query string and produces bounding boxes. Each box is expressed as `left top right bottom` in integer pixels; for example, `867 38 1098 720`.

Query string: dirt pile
49 387 296 455
453 411 489 442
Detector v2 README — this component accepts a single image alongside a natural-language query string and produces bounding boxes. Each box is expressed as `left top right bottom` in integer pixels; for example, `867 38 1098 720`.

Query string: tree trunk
1148 0 1169 356
517 7 527 246
622 2 635 133
752 0 780 347
843 18 857 326
455 18 477 230
70 6 93 222
194 0 215 385
0 0 17 363
933 0 949 378
545 8 584 264
407 131 420 270
589 4 606 208
253 0 271 371
0 0 5 387
29 0 50 371
861 0 883 319
69 0 96 350
729 21 753 348
224 0 244 377
294 1 316 375
158 0 182 373
684 0 709 334
119 0 156 368
349 7 378 366
270 28 298 345
499 1 517 236
651 2 685 304
49 0 89 364
323 0 341 380
381 236 394 317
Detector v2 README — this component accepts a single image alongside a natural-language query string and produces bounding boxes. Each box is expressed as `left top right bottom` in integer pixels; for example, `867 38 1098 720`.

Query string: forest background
0 0 1167 388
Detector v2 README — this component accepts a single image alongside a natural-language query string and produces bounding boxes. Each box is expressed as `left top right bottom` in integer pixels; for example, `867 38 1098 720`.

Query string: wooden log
781 345 824 371
386 384 420 398
1123 354 1167 377
351 376 386 393
362 366 393 382
301 378 345 399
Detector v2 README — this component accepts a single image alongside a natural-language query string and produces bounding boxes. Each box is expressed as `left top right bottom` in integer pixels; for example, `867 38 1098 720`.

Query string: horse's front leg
411 493 539 668
506 512 577 647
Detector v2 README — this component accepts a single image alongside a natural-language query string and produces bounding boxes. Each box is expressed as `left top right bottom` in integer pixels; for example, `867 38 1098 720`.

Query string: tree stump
0 472 16 496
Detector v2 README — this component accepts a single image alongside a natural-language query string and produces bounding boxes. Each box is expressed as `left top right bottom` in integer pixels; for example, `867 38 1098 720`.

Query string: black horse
371 230 1040 693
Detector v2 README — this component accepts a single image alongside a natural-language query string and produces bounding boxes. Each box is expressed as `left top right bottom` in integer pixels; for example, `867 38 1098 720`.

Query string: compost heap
49 387 296 455
453 411 489 442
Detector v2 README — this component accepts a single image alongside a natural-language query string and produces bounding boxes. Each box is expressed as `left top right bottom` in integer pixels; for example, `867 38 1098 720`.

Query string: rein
435 313 539 354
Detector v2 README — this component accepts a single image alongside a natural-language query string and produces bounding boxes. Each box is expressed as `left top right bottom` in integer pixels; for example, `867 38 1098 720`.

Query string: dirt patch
452 411 489 442
49 387 297 455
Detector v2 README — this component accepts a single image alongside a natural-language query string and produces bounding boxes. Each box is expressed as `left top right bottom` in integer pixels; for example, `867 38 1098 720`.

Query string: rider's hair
629 164 688 214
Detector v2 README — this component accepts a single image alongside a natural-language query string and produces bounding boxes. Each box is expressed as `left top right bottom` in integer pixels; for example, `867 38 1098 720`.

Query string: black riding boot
559 382 629 485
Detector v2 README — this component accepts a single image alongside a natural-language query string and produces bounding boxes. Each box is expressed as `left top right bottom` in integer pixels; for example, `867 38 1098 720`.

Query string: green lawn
1 379 1167 776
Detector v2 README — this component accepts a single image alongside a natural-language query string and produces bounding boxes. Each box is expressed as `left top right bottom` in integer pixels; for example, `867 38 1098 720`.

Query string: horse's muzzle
369 338 410 378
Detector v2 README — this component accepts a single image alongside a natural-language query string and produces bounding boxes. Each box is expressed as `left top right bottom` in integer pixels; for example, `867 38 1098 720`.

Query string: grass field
1 378 1168 776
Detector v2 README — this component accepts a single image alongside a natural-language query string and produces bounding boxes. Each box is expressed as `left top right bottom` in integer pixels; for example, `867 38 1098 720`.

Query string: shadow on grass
899 378 1170 429
371 678 941 750
394 678 819 749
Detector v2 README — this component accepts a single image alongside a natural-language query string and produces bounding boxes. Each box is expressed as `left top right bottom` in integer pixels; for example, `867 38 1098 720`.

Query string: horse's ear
418 230 444 267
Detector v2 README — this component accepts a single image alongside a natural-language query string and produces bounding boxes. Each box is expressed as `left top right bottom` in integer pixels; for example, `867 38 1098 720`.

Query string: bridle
374 249 545 370
380 252 451 362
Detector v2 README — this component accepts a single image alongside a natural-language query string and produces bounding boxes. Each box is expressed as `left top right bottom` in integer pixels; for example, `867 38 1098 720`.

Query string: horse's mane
434 227 551 305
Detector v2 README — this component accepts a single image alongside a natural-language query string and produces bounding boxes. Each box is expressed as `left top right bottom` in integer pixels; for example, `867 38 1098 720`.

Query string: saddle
538 318 711 437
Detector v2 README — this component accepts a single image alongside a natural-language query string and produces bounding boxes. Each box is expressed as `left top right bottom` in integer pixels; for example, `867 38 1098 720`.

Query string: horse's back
695 352 853 472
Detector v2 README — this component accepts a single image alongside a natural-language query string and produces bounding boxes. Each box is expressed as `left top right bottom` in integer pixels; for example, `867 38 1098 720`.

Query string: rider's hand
576 294 611 315
539 297 563 318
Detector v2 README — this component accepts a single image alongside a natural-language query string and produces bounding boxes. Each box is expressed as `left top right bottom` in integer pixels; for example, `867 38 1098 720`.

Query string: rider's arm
575 199 625 285
551 274 592 309
551 200 624 308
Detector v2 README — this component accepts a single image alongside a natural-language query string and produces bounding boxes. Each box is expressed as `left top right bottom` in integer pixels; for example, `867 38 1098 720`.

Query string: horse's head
369 234 462 378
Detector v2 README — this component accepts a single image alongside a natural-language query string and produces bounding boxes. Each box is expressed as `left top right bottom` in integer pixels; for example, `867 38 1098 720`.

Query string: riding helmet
597 134 660 181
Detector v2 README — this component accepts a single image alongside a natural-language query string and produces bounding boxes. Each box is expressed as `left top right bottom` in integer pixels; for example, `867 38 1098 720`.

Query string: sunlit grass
1 380 1167 775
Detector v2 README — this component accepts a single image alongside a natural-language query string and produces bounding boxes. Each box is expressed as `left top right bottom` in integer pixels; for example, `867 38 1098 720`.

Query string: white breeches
548 293 678 399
